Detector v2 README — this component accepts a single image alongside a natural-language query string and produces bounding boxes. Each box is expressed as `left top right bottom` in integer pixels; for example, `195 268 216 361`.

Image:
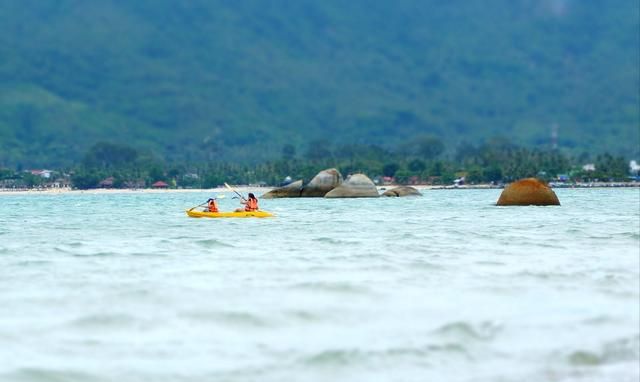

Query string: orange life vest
245 197 258 211
208 200 219 212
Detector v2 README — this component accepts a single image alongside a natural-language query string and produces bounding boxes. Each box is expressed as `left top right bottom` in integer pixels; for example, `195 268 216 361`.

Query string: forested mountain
0 0 638 167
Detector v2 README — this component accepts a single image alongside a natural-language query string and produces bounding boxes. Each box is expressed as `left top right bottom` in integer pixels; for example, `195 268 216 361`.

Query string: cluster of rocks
261 168 422 199
262 170 561 206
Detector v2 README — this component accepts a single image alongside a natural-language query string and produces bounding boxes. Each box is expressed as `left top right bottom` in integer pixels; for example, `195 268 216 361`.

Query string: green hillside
0 0 638 167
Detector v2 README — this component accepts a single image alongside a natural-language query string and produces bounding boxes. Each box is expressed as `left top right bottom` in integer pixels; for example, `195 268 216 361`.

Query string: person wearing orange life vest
235 193 258 212
207 198 219 213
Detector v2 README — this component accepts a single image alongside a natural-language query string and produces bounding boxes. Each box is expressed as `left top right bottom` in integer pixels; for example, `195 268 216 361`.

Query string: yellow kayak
186 209 274 218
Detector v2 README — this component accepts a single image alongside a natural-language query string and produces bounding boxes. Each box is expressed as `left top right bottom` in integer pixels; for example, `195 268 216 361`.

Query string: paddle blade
224 182 246 201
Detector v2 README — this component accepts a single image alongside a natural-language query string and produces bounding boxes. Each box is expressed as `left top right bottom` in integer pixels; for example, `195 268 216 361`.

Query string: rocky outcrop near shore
301 168 343 197
381 186 422 197
496 178 560 206
325 174 379 198
261 180 303 199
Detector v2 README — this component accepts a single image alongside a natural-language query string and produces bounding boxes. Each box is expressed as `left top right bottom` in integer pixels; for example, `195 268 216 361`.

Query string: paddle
188 201 209 212
224 182 246 202
189 195 223 212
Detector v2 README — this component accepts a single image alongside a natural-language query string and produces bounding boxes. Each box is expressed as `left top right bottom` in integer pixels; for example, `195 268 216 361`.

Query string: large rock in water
261 179 303 199
496 178 560 206
382 186 422 197
325 173 379 198
301 168 343 197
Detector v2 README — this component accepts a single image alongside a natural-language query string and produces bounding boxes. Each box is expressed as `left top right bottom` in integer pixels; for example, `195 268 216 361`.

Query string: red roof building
151 181 169 189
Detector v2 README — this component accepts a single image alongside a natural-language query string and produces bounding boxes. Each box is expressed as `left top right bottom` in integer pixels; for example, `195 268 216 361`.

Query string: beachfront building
99 177 115 188
151 181 169 189
29 169 53 178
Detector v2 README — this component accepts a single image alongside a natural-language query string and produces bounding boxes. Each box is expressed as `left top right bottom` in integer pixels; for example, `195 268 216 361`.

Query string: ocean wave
302 349 367 367
409 260 445 270
582 315 617 326
283 310 325 323
311 237 358 245
180 310 272 328
621 231 640 240
53 244 120 257
113 287 154 299
70 251 119 257
587 234 615 240
288 281 371 295
53 246 72 254
169 235 196 240
1 368 106 382
567 335 640 366
301 343 470 367
194 238 235 248
474 260 505 266
67 313 138 329
11 259 51 267
122 252 157 257
516 270 586 281
433 321 502 342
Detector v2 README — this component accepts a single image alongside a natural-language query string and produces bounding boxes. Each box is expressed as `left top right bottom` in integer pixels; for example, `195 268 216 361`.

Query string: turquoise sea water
0 188 639 382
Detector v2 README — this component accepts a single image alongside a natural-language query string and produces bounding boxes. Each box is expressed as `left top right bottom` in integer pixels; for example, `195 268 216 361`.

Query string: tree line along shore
1 141 638 191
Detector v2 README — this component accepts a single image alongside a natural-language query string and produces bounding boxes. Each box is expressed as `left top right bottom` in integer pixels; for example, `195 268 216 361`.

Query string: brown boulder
261 180 303 199
325 174 379 198
301 168 343 197
382 186 422 197
496 178 560 206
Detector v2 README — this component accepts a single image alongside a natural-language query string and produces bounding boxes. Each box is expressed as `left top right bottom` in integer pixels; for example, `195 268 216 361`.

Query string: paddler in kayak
207 198 219 213
235 193 259 212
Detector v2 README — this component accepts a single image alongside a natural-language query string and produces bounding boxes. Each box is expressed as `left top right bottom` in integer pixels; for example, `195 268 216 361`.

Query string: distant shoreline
426 182 640 190
1 182 638 196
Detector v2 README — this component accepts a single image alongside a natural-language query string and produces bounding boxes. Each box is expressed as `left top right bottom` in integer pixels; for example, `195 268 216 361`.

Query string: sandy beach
0 186 267 196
